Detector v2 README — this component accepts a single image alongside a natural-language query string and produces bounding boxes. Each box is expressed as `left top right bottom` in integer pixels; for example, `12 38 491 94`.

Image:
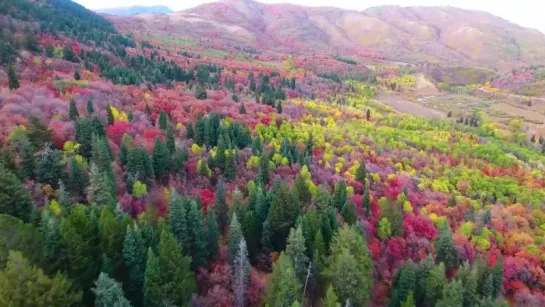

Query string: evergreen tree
390 261 416 307
415 255 435 306
8 63 19 90
332 180 347 210
267 183 300 251
37 149 64 189
258 150 270 185
435 226 460 271
0 166 32 221
400 292 415 307
69 99 80 121
170 149 187 176
276 100 283 113
0 251 82 306
266 252 302 307
341 201 357 225
152 138 169 182
106 105 115 126
158 110 169 131
98 207 125 277
239 103 247 114
355 160 366 186
233 238 251 307
195 83 208 99
456 262 479 307
123 224 147 306
215 133 228 170
86 99 95 115
214 180 228 233
74 70 81 80
322 285 340 307
59 204 100 302
380 197 404 237
87 163 115 208
206 210 220 261
224 151 237 181
93 272 132 307
143 248 161 307
195 116 207 146
168 191 188 251
435 279 464 307
327 225 373 307
228 213 244 263
40 212 64 275
75 118 94 159
424 262 447 306
166 129 175 154
20 140 36 179
69 159 86 201
286 225 309 283
186 200 208 269
27 117 53 150
186 120 194 139
294 175 311 205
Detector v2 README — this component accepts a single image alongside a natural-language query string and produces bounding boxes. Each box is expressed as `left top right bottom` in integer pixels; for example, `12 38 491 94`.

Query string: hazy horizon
74 0 545 34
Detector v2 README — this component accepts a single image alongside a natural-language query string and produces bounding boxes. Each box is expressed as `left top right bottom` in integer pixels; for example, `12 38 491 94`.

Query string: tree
267 183 300 251
69 99 79 121
106 105 115 126
228 213 244 263
195 116 207 146
63 44 78 62
266 252 302 307
87 99 95 115
69 159 86 201
233 238 251 307
0 166 32 221
74 70 81 80
224 150 237 181
0 214 44 271
215 180 228 233
355 161 366 186
424 262 447 306
166 129 175 154
186 200 208 269
435 279 463 307
195 83 208 99
144 230 196 306
59 204 100 302
258 150 270 185
93 272 132 307
286 226 309 281
322 285 340 307
207 210 220 261
435 226 460 271
0 251 82 306
341 202 357 225
168 191 188 250
239 103 247 114
8 63 19 90
27 117 53 150
327 225 372 306
186 120 195 139
152 138 169 182
123 224 147 306
390 261 416 307
158 110 169 131
37 149 64 189
98 207 125 277
20 141 36 179
332 180 347 210
87 163 115 208
362 185 371 216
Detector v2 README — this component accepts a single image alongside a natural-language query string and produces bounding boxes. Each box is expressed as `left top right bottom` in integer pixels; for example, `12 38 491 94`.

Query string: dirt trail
376 92 446 119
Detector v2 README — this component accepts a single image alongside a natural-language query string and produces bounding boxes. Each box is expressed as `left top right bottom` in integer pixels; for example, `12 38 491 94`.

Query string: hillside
95 5 173 16
1 0 545 307
107 0 545 70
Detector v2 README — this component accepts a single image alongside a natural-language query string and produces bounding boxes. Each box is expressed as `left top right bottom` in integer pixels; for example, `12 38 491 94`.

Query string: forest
1 0 545 307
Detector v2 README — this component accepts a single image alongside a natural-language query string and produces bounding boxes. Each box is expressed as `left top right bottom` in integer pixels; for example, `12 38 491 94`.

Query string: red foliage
107 120 137 145
200 189 215 213
386 237 406 266
403 215 438 240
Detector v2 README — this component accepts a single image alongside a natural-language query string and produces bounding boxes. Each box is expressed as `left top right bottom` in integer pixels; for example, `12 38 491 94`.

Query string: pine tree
59 204 100 302
106 105 115 126
294 175 311 205
415 255 435 306
322 285 340 307
424 262 447 306
214 180 228 233
286 226 309 281
216 133 228 170
491 256 503 298
69 159 86 201
258 150 270 185
69 99 79 121
239 103 247 114
20 140 36 179
152 138 169 182
195 116 207 146
267 183 300 251
93 272 132 307
86 99 95 115
168 191 188 251
400 292 415 307
206 210 220 261
87 163 115 208
0 251 82 306
166 129 175 154
362 185 372 216
276 100 283 113
74 70 81 80
390 261 416 307
27 117 53 150
233 238 251 307
332 180 347 210
195 83 208 99
186 120 194 139
158 110 169 131
8 63 19 90
435 279 464 307
435 226 460 271
380 197 404 237
0 166 32 221
98 207 125 277
186 200 208 269
266 252 302 307
228 213 244 263
456 262 479 307
143 248 161 307
341 202 357 225
355 160 366 186
123 224 147 306
37 148 64 189
224 151 237 181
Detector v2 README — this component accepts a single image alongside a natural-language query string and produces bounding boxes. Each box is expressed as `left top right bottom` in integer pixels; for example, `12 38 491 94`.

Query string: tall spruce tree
20 140 36 179
286 225 309 282
152 138 169 182
8 63 19 90
214 180 228 233
186 200 208 269
123 224 147 306
266 252 302 307
0 166 32 221
233 238 251 307
69 99 79 121
228 213 244 263
206 210 220 261
435 226 460 271
93 272 132 307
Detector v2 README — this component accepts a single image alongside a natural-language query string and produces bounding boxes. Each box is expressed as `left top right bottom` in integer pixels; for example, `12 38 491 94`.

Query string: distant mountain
106 0 545 70
96 5 172 16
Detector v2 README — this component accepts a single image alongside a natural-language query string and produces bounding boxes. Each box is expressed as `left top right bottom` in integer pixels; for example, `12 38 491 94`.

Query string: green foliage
435 226 460 271
206 210 220 261
195 83 207 99
0 214 43 269
37 149 65 189
266 252 302 307
267 183 300 251
93 272 132 307
186 200 208 269
390 261 416 307
26 117 53 151
123 224 147 305
8 63 19 90
69 99 79 121
214 180 228 233
286 225 309 281
0 167 32 221
424 262 447 306
228 213 244 263
0 251 82 306
322 285 341 307
152 138 169 182
98 207 125 277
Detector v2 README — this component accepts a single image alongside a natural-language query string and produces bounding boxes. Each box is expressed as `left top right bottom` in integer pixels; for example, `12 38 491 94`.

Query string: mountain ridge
95 5 172 16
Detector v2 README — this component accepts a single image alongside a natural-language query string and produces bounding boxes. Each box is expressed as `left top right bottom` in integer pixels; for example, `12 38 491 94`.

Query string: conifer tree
195 83 207 99
158 110 169 131
69 158 86 201
74 70 81 80
435 226 460 271
8 63 19 90
86 99 95 115
390 260 416 307
214 180 228 233
239 103 247 114
168 191 188 251
266 252 302 307
37 149 64 189
286 225 309 281
152 138 169 182
233 238 251 307
224 151 237 181
27 117 53 150
186 200 208 269
0 166 32 221
69 99 79 121
106 105 114 126
143 248 160 307
228 213 244 263
166 129 175 154
332 180 347 210
267 183 300 251
258 150 270 185
87 163 115 208
355 160 366 186
341 201 357 225
123 224 147 306
186 120 194 139
206 210 220 261
93 272 132 307
98 207 125 277
424 262 447 306
195 116 206 146
20 140 36 179
435 279 463 307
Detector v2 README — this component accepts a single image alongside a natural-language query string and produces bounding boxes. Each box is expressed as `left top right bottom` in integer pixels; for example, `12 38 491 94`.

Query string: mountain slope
95 5 172 16
106 0 545 70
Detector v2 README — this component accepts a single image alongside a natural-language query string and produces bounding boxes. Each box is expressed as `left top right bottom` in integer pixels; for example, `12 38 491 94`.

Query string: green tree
286 226 309 281
206 210 220 261
400 292 415 307
435 226 460 271
8 63 19 90
123 224 147 306
228 213 244 263
59 204 100 302
69 159 86 201
0 214 44 270
327 225 372 307
62 44 78 62
233 238 251 307
258 150 270 185
355 160 366 186
37 149 65 189
168 191 188 251
93 272 132 307
390 261 416 307
435 279 464 307
195 83 207 99
322 285 340 307
87 99 95 115
27 117 53 151
214 180 228 233
144 230 196 306
294 175 311 205
0 251 82 306
456 262 479 307
69 99 79 121
158 110 169 131
87 163 115 208
166 129 175 154
424 262 447 306
186 200 208 269
186 120 194 139
267 183 300 251
0 166 32 221
341 201 357 225
106 105 114 126
74 70 81 81
195 116 207 146
239 103 247 114
266 252 302 307
380 197 404 237
98 207 125 277
152 138 169 182
332 180 347 210
415 256 435 306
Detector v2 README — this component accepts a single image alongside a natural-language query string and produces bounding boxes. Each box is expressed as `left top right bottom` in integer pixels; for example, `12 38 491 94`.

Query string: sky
74 0 545 34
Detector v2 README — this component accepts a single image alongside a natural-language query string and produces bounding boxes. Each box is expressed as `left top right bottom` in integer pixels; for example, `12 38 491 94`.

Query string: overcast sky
75 0 545 34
